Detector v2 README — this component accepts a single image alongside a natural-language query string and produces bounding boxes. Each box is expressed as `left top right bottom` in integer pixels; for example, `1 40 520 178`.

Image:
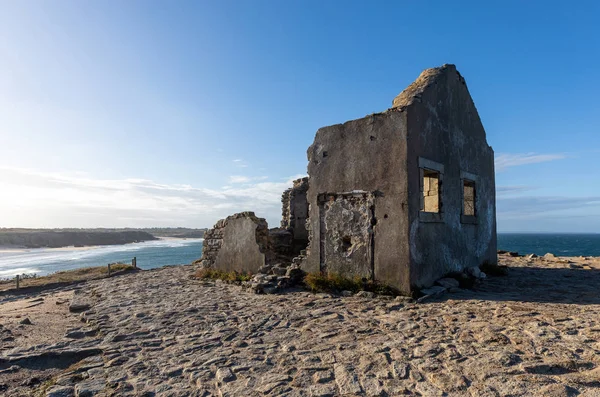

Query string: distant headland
0 228 206 249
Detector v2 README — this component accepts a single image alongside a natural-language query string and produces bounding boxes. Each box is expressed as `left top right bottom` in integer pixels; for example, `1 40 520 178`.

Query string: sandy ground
1 253 600 396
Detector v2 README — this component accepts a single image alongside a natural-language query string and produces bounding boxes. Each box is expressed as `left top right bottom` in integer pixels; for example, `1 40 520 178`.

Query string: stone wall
198 212 270 273
280 177 309 244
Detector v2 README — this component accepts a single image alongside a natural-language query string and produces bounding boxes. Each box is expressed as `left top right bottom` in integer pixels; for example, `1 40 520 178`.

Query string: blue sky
0 1 599 232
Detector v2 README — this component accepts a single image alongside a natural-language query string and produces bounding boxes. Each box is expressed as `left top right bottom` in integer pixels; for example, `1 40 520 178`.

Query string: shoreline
0 236 202 254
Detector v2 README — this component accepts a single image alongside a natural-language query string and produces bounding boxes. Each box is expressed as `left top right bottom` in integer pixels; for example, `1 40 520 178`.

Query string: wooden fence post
16 275 20 289
133 257 137 268
107 263 111 276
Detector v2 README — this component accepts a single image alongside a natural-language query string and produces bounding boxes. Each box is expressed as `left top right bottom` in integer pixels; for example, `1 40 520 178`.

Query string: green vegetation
193 268 253 283
303 272 400 296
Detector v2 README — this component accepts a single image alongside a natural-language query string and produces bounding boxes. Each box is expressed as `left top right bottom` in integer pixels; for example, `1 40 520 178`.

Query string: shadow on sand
444 266 600 305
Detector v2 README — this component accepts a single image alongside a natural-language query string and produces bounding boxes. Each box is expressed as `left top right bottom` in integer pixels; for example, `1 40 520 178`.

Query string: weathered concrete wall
400 64 497 289
305 110 411 294
281 177 309 244
199 212 269 274
319 192 375 279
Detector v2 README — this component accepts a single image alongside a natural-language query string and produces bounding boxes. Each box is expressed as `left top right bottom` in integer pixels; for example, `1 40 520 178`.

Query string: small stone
46 386 75 397
341 290 353 297
74 378 105 397
65 330 85 339
216 367 236 383
69 300 91 313
333 364 362 394
312 370 334 383
543 252 556 259
355 291 375 298
19 317 32 325
272 267 287 276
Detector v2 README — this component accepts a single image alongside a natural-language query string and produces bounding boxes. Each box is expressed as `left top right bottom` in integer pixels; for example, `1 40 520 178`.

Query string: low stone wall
198 212 270 273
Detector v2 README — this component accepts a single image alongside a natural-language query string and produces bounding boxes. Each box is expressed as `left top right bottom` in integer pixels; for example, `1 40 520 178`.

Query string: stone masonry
281 177 309 248
197 212 270 274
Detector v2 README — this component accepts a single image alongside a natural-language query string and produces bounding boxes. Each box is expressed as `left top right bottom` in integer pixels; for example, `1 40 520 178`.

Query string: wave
0 267 41 278
0 238 203 273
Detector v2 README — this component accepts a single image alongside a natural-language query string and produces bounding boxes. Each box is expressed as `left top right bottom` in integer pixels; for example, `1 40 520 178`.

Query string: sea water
2 233 599 279
0 238 203 278
498 233 600 257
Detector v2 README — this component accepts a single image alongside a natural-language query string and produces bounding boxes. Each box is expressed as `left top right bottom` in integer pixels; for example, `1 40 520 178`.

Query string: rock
216 367 236 383
465 266 486 279
391 361 409 379
74 378 105 396
19 317 32 325
69 300 91 313
526 253 538 259
46 386 75 397
285 266 304 282
341 290 353 297
544 253 556 259
272 267 287 276
355 291 375 298
333 364 362 394
436 278 459 289
65 330 86 339
508 251 519 257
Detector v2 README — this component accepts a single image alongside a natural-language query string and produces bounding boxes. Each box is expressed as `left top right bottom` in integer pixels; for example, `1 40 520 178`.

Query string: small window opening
421 170 440 213
463 180 475 216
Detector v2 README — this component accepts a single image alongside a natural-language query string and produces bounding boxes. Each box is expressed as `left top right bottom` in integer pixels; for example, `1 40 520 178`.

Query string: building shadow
440 266 600 305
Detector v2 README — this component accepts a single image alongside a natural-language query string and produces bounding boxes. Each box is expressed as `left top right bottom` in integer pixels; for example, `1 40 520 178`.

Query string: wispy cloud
228 175 268 184
496 185 535 196
0 166 303 228
497 195 600 218
232 159 250 168
495 153 566 171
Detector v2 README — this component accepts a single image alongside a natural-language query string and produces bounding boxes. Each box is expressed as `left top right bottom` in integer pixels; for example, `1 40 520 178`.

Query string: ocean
0 238 204 279
1 233 598 279
498 233 600 257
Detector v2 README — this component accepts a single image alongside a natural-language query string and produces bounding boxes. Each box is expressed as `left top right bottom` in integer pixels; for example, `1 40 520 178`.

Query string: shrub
193 268 252 283
303 272 400 296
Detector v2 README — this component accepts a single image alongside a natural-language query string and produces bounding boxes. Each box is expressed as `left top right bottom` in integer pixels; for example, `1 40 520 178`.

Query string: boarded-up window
463 180 475 216
421 170 440 213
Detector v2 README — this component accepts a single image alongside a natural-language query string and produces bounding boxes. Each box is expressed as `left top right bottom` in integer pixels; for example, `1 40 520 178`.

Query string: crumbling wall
319 192 375 280
305 110 411 294
198 212 270 273
281 177 309 244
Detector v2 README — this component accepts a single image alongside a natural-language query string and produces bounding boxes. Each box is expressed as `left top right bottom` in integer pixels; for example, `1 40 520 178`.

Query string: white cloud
228 175 269 184
0 165 304 228
232 159 243 162
495 153 566 171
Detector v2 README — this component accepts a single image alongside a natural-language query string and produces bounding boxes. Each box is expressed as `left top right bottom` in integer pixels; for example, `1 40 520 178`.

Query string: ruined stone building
303 64 496 294
198 64 497 295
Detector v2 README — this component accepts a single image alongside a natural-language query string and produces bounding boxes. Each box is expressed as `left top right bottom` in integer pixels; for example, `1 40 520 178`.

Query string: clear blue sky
0 1 599 232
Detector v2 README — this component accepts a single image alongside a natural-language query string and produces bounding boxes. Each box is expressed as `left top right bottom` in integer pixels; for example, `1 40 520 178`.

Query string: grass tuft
0 263 137 292
303 272 400 296
193 268 253 283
